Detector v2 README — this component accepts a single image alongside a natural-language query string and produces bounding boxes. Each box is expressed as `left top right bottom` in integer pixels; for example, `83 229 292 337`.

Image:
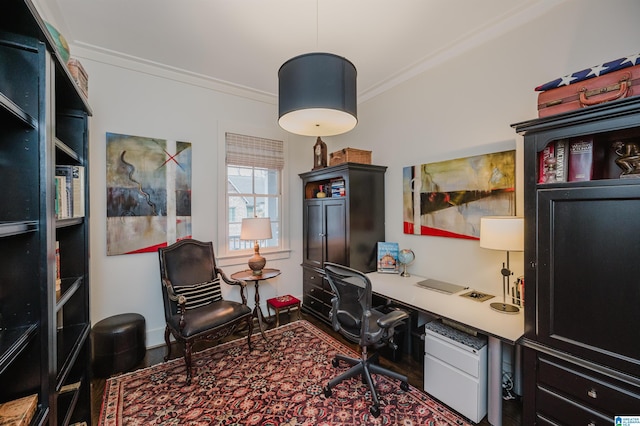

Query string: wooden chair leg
184 341 193 384
164 325 172 362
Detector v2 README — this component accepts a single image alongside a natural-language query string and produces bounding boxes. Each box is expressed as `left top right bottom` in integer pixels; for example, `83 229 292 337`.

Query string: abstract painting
106 132 192 255
403 150 515 240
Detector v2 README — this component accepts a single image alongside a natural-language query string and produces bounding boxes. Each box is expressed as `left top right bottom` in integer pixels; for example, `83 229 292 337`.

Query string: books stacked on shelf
512 276 524 307
55 165 85 218
0 394 37 426
377 242 399 273
538 137 602 183
330 179 345 197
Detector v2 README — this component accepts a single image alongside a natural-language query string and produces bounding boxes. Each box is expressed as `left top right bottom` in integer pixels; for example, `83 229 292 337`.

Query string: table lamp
479 216 524 314
240 217 272 276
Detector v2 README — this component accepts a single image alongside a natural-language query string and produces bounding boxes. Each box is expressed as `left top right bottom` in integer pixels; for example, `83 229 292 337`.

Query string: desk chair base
323 351 409 418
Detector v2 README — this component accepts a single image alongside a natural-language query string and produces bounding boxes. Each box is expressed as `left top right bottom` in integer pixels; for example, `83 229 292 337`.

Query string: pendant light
278 52 357 136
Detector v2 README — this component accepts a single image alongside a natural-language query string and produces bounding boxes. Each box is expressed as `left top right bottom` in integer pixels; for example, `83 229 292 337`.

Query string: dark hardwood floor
91 311 522 425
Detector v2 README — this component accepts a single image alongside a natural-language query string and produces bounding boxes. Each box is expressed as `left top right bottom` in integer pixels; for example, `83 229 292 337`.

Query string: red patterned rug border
99 320 471 426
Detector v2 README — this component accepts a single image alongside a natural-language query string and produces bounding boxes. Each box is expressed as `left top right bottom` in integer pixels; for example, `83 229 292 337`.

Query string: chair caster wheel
331 358 340 368
323 386 332 398
400 381 409 392
370 405 380 417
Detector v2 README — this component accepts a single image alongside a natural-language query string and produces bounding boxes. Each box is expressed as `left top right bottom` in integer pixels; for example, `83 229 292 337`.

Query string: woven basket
329 148 372 166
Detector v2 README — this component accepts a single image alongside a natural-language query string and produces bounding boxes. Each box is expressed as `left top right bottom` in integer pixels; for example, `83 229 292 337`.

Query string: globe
398 249 415 277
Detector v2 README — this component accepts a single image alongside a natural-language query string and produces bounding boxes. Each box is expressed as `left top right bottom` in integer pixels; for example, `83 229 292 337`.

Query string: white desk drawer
425 330 484 377
424 353 487 423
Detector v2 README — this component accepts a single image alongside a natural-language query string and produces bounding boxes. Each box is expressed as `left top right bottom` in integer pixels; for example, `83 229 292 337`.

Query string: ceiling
36 0 564 102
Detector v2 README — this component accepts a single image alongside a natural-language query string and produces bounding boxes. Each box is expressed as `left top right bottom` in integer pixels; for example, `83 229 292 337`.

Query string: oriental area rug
99 320 470 425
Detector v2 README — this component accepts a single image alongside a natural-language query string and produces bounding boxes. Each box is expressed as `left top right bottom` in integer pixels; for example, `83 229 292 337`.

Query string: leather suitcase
537 64 640 117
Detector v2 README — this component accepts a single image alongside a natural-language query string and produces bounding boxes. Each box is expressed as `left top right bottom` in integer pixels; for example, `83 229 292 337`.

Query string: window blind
226 132 284 170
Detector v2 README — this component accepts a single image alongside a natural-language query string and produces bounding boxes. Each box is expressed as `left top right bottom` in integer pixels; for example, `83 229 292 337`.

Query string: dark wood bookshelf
0 1 91 424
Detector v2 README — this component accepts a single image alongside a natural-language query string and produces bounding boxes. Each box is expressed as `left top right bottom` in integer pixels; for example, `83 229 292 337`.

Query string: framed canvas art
106 132 192 255
403 150 515 240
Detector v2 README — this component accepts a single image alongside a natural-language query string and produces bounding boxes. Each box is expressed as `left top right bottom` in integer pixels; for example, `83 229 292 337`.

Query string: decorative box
67 57 88 99
329 148 371 166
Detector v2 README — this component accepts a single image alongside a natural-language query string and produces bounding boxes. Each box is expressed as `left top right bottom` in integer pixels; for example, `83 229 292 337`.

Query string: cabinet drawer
425 331 484 377
538 356 640 415
537 386 611 425
303 268 325 287
303 269 334 305
307 285 334 305
302 293 331 318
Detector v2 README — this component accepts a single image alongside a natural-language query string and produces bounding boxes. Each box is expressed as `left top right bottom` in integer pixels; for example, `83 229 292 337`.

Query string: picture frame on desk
377 242 399 273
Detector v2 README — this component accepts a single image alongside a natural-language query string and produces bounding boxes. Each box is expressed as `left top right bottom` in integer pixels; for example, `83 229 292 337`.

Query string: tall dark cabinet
299 163 386 323
513 97 640 425
0 1 92 424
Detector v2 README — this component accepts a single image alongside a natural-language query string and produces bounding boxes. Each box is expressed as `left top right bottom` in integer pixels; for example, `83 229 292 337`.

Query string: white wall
63 0 640 349
76 50 314 346
331 0 640 295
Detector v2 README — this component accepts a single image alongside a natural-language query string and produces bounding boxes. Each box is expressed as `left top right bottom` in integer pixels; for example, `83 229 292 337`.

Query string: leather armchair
322 262 410 417
158 239 253 384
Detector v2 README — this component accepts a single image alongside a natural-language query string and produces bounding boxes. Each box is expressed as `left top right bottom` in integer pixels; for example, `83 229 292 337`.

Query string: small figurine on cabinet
613 140 640 178
313 137 327 170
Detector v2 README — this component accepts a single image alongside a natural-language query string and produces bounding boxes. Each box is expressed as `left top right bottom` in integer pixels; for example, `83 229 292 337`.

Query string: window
225 132 284 255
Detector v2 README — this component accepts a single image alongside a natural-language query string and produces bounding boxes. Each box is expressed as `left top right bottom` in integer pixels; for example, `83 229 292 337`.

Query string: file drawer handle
587 388 597 399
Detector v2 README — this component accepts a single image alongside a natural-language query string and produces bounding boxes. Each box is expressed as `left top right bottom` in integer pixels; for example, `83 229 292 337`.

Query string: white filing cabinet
424 321 488 423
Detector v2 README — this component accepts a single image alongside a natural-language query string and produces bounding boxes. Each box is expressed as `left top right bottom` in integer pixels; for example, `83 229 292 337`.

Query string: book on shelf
72 165 85 217
55 240 61 292
568 137 599 181
55 165 73 218
554 139 569 182
538 142 556 183
55 175 68 219
0 394 37 426
377 242 399 273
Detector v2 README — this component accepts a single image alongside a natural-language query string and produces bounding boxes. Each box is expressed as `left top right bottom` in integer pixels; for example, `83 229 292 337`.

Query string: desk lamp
240 217 272 276
480 216 524 314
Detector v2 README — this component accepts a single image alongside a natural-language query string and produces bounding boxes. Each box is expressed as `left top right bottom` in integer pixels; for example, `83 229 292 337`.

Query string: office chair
322 262 410 417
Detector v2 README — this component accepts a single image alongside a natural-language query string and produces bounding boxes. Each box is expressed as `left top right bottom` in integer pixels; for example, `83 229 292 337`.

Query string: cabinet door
536 184 640 376
303 199 346 268
324 199 346 265
303 200 324 268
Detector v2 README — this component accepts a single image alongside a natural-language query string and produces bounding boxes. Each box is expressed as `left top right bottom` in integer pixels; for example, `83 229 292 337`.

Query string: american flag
535 53 640 92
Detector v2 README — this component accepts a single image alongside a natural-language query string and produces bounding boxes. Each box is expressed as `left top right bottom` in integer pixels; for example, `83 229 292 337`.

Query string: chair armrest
163 278 187 307
217 268 249 305
377 309 409 329
163 277 187 331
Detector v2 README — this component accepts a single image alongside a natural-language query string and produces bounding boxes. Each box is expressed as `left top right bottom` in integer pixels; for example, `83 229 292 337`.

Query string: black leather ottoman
92 313 146 377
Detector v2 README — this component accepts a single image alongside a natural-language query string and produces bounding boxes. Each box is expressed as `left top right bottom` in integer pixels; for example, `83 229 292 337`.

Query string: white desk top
367 272 524 344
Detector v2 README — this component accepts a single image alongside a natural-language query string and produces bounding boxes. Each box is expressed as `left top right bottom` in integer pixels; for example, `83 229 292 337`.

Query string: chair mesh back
324 263 373 337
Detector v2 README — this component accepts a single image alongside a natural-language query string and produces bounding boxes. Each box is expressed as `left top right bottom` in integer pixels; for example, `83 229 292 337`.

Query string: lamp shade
240 217 272 241
278 52 357 136
479 216 524 252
